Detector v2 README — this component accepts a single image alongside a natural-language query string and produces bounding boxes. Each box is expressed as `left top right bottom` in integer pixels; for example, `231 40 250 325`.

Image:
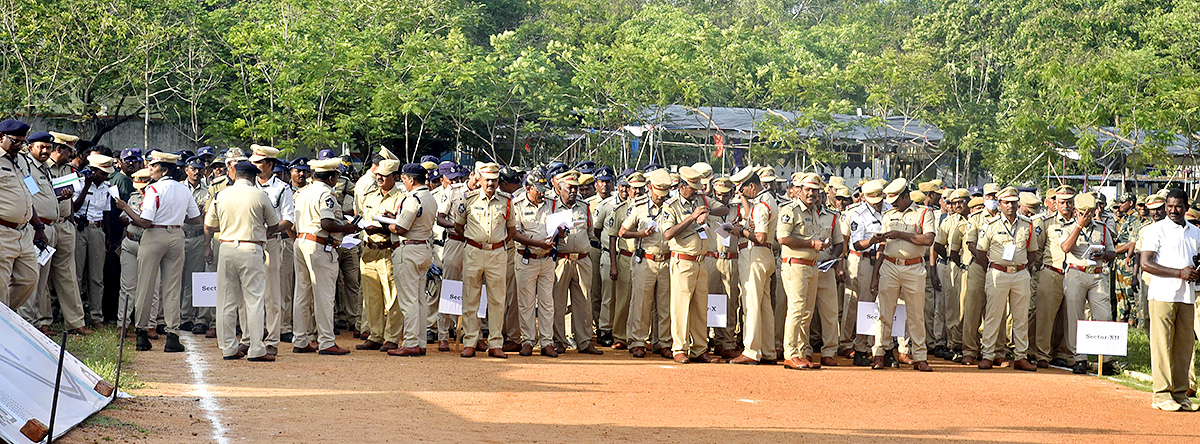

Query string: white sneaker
1179 400 1200 412
1152 400 1182 412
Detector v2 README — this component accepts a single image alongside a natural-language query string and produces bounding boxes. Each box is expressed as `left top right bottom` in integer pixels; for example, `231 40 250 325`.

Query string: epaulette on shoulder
846 202 863 211
497 190 512 199
463 189 480 200
1017 214 1032 223
969 209 983 216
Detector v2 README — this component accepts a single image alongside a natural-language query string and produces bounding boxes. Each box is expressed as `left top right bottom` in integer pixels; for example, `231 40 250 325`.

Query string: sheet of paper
107 185 120 200
707 294 727 328
191 272 218 307
855 301 906 337
546 209 573 238
696 224 708 239
52 173 80 190
719 222 734 234
37 245 56 266
439 279 464 316
719 233 731 247
1084 244 1103 266
818 258 839 272
340 234 362 249
642 219 658 232
373 215 398 226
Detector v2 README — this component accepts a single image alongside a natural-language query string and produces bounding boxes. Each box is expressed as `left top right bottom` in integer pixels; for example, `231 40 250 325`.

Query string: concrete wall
25 116 197 153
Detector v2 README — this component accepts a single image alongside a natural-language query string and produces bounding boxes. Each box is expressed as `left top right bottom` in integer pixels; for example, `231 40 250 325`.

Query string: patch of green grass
49 324 144 391
1116 327 1200 376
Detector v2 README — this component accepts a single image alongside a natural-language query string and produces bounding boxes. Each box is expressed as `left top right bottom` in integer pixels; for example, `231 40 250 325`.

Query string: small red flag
713 134 724 158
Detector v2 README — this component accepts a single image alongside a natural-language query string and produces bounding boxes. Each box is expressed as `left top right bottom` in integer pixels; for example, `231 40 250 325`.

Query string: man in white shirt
250 145 295 356
1139 188 1200 412
72 154 115 326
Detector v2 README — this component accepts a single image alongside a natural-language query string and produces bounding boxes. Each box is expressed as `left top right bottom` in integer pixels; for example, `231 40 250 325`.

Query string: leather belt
1046 265 1064 274
989 263 1027 273
447 233 466 242
299 233 330 245
642 252 668 262
882 255 923 266
126 232 142 242
38 217 55 225
524 250 554 259
1068 263 1104 274
82 220 103 227
366 241 400 250
401 240 428 245
465 239 505 251
671 252 703 262
221 239 264 245
784 258 818 266
850 250 876 257
557 252 586 261
0 219 22 229
706 251 738 260
619 249 634 257
150 224 181 229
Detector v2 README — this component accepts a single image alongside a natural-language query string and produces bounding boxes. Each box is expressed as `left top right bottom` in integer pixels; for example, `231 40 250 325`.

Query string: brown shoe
541 346 558 357
796 356 817 369
555 343 568 354
70 326 95 336
388 346 422 357
660 348 674 359
821 356 838 367
716 348 740 359
837 349 854 358
488 348 508 359
247 354 275 362
961 356 979 366
578 345 604 355
630 346 646 358
475 339 489 351
319 345 351 355
438 340 450 352
460 346 476 358
995 357 1008 368
38 325 58 336
237 344 250 356
978 358 994 370
205 328 216 339
265 345 278 356
689 352 720 363
1036 359 1050 369
355 340 383 350
729 354 759 365
357 330 371 340
293 341 318 353
913 360 933 372
519 344 533 356
897 353 915 365
871 355 885 370
502 340 521 352
612 341 628 350
673 353 689 364
1013 358 1037 372
223 350 245 360
379 342 399 352
146 329 160 340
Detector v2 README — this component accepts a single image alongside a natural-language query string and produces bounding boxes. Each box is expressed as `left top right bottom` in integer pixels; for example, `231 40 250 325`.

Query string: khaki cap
1187 209 1200 221
828 176 846 187
691 162 713 178
309 158 342 172
679 166 704 190
147 151 179 166
248 144 280 162
132 168 152 189
729 165 760 185
794 172 823 190
712 177 734 193
477 163 501 179
87 154 116 174
378 146 398 161
910 190 926 203
834 185 851 198
918 181 939 193
578 173 595 186
376 159 400 176
225 148 248 162
1019 192 1042 207
983 183 999 195
883 178 908 204
950 188 970 201
968 196 984 208
1055 185 1078 199
996 186 1020 202
420 161 437 170
627 172 647 188
861 179 885 204
758 166 777 183
49 131 79 146
1145 194 1165 209
1075 192 1097 210
648 169 673 197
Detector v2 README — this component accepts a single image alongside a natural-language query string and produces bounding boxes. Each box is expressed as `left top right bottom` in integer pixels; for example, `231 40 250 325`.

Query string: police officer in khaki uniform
809 176 846 366
454 163 516 358
36 136 83 329
115 151 203 353
512 170 560 357
182 155 214 336
663 166 720 364
932 188 968 360
706 176 742 358
0 119 48 311
1060 192 1116 374
843 180 888 365
290 158 360 355
385 163 437 357
354 160 403 352
589 167 617 346
977 187 1039 371
960 183 1002 365
726 166 777 365
550 171 603 355
1032 186 1077 367
73 153 114 326
619 170 672 358
204 161 280 361
248 145 295 354
609 172 644 351
869 178 934 371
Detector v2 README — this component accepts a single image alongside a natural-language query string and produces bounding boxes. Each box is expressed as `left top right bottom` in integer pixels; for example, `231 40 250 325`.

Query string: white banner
855 301 906 337
438 280 488 318
192 272 218 307
1076 320 1128 356
0 303 112 443
707 294 727 328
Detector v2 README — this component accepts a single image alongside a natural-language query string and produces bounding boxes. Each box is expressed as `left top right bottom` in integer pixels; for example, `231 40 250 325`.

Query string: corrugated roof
640 105 943 145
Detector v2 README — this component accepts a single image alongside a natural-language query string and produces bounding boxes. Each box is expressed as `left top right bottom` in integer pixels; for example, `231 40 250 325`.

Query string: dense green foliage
2 0 1198 179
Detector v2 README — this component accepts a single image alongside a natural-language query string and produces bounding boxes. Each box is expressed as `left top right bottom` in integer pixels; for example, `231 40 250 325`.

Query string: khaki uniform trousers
335 244 363 331
961 262 988 358
808 267 839 357
554 255 593 349
462 244 507 349
75 224 106 324
280 237 295 334
926 263 947 348
217 242 267 359
1033 268 1070 361
591 248 614 332
134 227 185 333
944 263 964 350
259 237 284 346
393 243 432 348
772 256 785 353
630 257 670 349
840 253 875 353
430 239 463 341
739 246 777 360
119 236 159 328
612 253 633 343
362 247 401 344
781 261 817 360
0 226 39 310
707 254 740 351
1148 301 1194 405
181 231 212 327
670 255 709 357
874 260 928 360
504 247 520 341
983 268 1030 360
22 222 85 329
515 256 555 348
1063 268 1112 362
293 238 340 349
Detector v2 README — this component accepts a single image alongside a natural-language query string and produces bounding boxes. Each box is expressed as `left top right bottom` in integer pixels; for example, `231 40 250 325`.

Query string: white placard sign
707 294 727 328
855 301 906 337
1075 320 1128 356
439 279 464 316
192 272 218 307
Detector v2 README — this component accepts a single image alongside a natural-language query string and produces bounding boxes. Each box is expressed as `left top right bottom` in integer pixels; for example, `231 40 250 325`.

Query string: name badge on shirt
1002 243 1016 261
697 224 708 240
24 175 40 195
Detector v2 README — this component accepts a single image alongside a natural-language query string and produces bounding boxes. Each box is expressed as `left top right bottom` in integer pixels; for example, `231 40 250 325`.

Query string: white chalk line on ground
180 334 230 444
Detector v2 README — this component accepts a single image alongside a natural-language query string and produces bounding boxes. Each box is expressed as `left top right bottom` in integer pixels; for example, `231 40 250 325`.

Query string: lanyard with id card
24 175 41 195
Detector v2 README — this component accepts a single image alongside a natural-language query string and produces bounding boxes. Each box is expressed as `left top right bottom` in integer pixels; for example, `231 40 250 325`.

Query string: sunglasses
5 135 26 147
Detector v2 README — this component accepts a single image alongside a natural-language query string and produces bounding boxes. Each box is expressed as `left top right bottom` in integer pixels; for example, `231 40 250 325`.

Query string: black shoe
1049 358 1070 368
426 330 437 344
932 346 947 359
1072 361 1089 374
1102 362 1119 376
136 329 152 351
336 319 349 330
280 332 294 343
884 349 899 368
180 321 194 332
951 351 964 363
853 352 872 366
599 330 614 347
155 324 166 335
164 333 185 353
448 327 458 340
192 323 208 335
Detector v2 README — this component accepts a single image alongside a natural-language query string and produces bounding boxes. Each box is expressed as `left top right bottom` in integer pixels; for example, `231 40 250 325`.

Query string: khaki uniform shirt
204 179 280 242
741 190 778 247
124 193 146 239
962 209 988 264
777 200 823 261
662 193 712 256
395 186 436 242
454 189 514 244
294 181 342 240
187 180 210 235
1061 220 1115 267
622 197 668 256
359 185 403 245
817 208 847 262
1037 212 1072 269
27 154 57 222
978 214 1038 266
515 194 555 255
881 204 935 260
353 171 378 215
609 196 640 253
552 196 592 254
435 182 467 241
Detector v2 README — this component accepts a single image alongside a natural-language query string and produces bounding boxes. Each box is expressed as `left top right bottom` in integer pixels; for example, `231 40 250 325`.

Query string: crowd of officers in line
1 118 1197 394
